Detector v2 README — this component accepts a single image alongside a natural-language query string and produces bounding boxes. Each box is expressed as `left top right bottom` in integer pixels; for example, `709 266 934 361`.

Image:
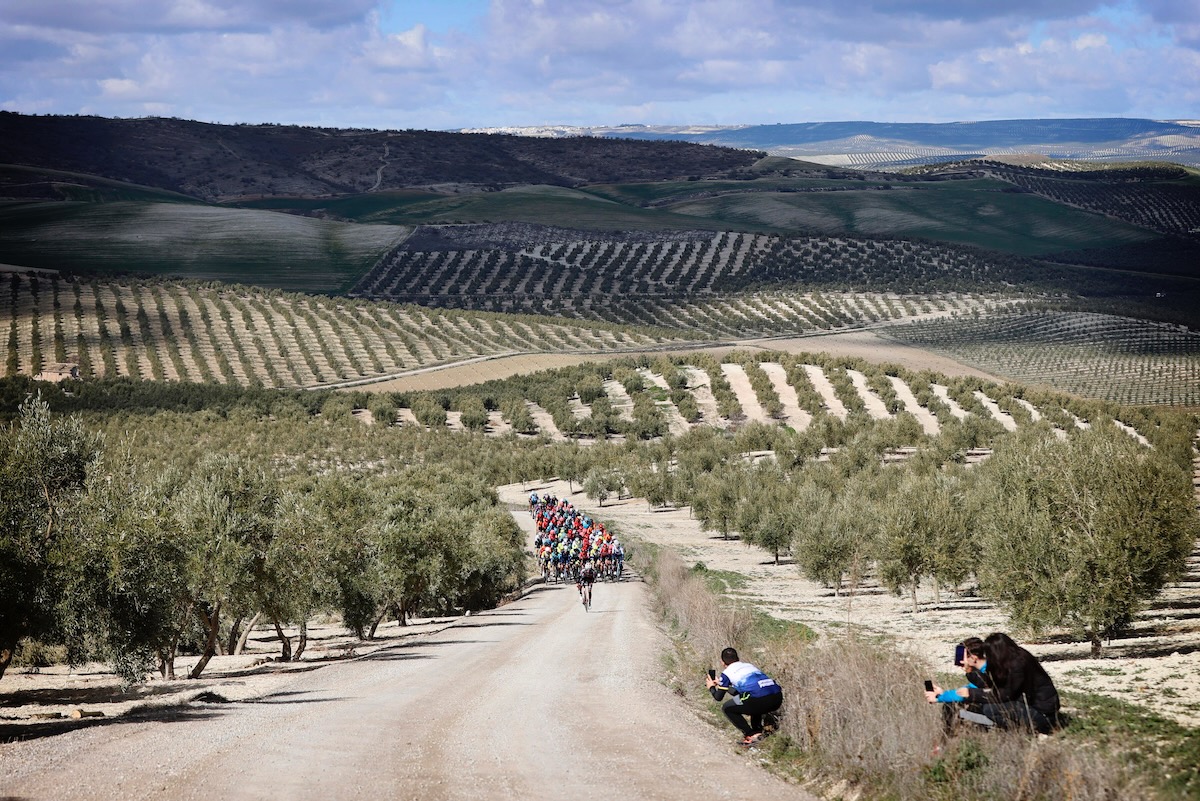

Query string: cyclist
577 560 597 610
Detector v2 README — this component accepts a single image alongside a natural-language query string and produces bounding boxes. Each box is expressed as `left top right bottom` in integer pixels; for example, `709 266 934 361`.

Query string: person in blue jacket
927 637 993 733
705 647 783 746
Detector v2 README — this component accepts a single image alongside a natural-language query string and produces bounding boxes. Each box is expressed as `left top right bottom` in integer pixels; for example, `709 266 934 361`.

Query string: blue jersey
719 661 781 700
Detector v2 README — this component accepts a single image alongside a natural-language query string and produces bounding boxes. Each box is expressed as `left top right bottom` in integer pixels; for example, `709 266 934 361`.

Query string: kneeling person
706 647 783 745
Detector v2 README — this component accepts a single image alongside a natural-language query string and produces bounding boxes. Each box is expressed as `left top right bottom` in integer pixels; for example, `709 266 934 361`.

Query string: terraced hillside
1 271 993 389
382 351 1164 451
351 224 1045 317
884 310 1200 408
977 162 1200 238
0 272 684 388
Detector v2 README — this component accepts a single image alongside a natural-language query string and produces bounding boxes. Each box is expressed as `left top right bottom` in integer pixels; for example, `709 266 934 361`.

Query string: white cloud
0 0 1197 126
363 23 445 70
1073 33 1108 50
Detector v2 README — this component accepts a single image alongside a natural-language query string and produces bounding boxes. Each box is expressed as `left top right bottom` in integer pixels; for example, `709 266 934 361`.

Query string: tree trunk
0 643 14 680
157 648 175 680
189 601 222 680
774 548 780 566
398 600 408 627
159 621 183 680
368 605 389 639
272 619 293 662
1090 632 1102 658
910 584 919 615
234 612 261 655
225 615 244 656
933 578 942 607
294 620 308 661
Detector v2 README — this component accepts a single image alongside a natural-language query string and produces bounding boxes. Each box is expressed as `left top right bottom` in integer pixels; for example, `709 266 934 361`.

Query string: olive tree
156 454 279 679
0 398 100 680
876 468 973 612
736 464 797 565
975 426 1199 656
62 461 189 685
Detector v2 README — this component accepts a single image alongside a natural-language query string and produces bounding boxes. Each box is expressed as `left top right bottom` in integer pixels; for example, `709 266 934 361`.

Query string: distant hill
1 112 1198 329
464 118 1200 169
0 113 761 203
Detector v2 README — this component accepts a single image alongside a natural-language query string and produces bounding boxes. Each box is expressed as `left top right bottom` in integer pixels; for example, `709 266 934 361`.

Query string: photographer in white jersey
705 647 783 746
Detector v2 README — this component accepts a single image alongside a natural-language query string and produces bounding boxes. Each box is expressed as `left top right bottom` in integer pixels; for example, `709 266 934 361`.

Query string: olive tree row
0 399 526 685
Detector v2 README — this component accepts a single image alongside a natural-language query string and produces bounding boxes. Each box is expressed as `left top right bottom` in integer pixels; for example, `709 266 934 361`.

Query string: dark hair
985 632 1018 661
962 636 986 660
721 647 739 665
983 632 1025 683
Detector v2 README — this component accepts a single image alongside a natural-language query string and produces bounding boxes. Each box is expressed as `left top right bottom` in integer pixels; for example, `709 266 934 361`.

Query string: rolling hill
467 118 1200 169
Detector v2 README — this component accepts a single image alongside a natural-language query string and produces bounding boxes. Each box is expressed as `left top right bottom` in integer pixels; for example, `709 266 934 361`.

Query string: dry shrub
936 730 1149 801
650 550 753 664
771 635 941 790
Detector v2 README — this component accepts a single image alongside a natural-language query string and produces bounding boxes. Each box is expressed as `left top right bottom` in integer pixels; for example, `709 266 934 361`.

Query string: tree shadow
356 651 437 663
1145 598 1200 612
0 704 226 744
243 691 343 705
1039 642 1199 663
0 682 186 709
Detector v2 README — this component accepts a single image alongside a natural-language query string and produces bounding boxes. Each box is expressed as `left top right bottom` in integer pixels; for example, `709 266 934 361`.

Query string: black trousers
722 692 783 736
981 701 1057 735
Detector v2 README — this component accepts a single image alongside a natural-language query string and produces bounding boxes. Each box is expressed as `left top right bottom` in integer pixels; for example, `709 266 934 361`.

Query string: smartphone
924 679 934 692
954 644 965 666
708 669 717 680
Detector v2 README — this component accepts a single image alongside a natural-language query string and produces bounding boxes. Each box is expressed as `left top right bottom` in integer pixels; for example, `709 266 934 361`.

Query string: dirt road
1 577 812 800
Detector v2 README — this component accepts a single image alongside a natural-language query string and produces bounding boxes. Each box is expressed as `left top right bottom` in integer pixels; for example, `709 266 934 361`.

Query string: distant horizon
5 109 1199 132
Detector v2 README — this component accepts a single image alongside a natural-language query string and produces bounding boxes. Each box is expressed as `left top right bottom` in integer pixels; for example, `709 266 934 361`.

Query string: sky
1 0 1198 129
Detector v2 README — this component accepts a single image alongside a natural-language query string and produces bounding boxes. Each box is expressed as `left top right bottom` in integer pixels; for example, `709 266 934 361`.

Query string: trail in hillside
369 141 390 192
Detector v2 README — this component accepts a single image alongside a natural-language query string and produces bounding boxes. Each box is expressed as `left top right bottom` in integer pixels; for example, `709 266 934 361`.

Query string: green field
233 190 448 222
0 164 201 205
664 183 1157 255
0 201 408 292
233 184 768 233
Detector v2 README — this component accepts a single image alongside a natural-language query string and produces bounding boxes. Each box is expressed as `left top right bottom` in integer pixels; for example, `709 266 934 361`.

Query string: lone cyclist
576 560 597 609
706 647 783 746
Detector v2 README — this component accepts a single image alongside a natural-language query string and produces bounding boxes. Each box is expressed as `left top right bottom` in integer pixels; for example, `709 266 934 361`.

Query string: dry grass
649 548 753 661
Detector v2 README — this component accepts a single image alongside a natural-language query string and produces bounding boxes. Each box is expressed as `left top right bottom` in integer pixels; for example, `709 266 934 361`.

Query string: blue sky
1 0 1197 128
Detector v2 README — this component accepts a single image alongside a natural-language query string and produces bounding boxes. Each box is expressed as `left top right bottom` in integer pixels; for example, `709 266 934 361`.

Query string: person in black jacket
927 637 994 733
967 632 1060 734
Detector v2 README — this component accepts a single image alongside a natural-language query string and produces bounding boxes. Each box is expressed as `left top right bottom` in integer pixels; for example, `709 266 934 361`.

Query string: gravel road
1 575 813 800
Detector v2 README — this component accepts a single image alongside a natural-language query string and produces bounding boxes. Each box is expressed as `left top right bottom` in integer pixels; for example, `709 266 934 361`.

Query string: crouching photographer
926 637 993 734
927 633 1061 735
705 647 783 746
